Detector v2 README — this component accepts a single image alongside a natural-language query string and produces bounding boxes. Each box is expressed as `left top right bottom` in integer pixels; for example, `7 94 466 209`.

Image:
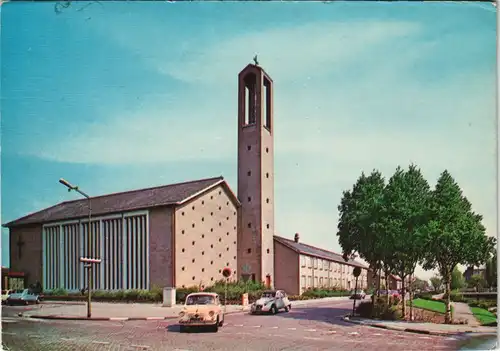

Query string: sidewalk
343 315 495 336
24 296 350 321
451 302 481 326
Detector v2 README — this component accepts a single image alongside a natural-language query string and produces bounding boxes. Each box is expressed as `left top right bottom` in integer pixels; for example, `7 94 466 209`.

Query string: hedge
41 282 350 304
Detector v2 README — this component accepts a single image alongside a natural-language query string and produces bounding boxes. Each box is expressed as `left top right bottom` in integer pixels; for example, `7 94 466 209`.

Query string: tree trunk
401 277 406 319
444 271 452 324
409 274 413 321
384 273 389 304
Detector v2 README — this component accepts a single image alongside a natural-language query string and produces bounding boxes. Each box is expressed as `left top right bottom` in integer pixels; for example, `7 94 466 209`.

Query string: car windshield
185 295 215 305
262 292 276 298
12 289 24 294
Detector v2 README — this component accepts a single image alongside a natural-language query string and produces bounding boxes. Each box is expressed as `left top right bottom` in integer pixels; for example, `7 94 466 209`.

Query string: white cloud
20 17 495 279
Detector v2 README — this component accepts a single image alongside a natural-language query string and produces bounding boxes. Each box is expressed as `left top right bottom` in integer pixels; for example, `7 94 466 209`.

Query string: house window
301 275 306 288
314 258 318 269
300 256 306 267
307 257 312 268
319 277 323 286
308 276 312 287
315 276 318 287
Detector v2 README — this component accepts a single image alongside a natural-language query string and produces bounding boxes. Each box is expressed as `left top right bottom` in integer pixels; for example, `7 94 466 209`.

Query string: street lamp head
59 178 74 190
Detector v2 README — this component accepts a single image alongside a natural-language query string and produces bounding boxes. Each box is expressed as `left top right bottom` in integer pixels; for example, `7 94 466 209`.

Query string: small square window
266 224 270 229
219 191 222 195
233 256 236 259
226 201 229 206
226 232 229 236
202 251 205 255
226 262 229 266
210 260 214 265
247 171 251 176
266 173 269 178
247 145 251 151
181 230 185 234
219 238 222 242
202 200 205 205
182 248 185 252
266 147 269 153
192 206 195 210
202 268 205 272
192 241 195 245
267 249 270 254
248 223 252 228
211 228 213 232
211 244 214 248
182 212 185 216
219 222 222 227
211 277 214 281
226 217 229 220
266 198 270 203
211 212 214 216
192 276 195 280
202 234 205 238
192 223 195 228
219 206 222 210
247 248 252 254
211 196 213 200
248 197 251 202
202 217 205 222
192 258 195 263
219 254 222 258
226 247 229 251
182 267 185 271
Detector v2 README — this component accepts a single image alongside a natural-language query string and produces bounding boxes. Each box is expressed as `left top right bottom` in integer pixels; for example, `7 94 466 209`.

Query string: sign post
352 267 362 317
222 267 232 312
80 257 102 318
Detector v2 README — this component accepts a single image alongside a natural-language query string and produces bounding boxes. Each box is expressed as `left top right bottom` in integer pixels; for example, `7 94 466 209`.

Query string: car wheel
284 305 289 312
24 301 28 305
212 319 219 332
270 305 278 315
218 316 224 327
36 298 40 304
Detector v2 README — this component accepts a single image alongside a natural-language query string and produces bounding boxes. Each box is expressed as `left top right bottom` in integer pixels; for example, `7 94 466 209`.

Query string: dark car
349 290 366 299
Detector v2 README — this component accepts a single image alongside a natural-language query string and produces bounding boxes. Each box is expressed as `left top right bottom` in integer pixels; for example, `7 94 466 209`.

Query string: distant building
274 233 368 295
463 266 486 281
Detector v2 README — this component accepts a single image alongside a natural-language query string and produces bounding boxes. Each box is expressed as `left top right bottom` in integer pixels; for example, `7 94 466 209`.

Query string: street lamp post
59 178 96 318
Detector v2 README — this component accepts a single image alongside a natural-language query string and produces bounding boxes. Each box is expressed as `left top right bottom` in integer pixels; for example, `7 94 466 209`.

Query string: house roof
4 176 238 228
273 235 368 269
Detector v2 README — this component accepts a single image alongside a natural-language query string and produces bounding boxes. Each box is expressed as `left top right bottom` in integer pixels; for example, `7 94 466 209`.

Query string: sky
1 1 497 281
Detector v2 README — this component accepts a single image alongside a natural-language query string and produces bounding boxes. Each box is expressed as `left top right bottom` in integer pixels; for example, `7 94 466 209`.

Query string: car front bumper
179 317 218 326
250 305 272 313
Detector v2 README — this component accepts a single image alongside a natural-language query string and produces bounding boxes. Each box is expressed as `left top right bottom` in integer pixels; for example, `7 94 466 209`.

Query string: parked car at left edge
5 289 40 305
1 290 13 304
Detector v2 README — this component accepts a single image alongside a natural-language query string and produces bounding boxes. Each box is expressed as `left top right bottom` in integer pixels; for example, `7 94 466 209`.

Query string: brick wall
9 224 43 287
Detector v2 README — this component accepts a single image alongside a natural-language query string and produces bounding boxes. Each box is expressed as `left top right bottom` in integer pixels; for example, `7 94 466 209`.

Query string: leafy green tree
381 165 431 320
337 170 387 309
485 252 497 288
421 170 496 324
467 274 487 290
451 266 465 290
413 277 429 292
430 275 442 292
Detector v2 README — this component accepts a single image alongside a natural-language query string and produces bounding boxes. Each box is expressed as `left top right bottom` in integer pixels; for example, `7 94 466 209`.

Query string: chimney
294 233 300 243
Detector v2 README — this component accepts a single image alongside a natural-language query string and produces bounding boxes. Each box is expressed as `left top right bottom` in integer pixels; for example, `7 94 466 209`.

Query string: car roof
186 292 218 297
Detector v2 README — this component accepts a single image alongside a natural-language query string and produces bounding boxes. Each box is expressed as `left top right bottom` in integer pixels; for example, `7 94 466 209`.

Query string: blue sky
1 2 496 280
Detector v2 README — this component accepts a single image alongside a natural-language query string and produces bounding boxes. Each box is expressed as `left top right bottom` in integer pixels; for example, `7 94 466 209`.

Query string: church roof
4 176 236 228
273 235 368 268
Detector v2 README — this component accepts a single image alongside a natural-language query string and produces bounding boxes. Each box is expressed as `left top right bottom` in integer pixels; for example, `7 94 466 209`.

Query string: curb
341 315 474 337
26 308 251 321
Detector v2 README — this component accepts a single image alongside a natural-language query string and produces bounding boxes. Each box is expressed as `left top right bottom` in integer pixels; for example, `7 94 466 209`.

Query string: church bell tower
237 61 275 287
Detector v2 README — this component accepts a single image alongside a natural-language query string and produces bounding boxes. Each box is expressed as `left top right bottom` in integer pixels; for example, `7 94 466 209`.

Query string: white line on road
348 332 360 336
146 317 164 320
372 333 383 336
305 329 317 332
304 337 323 341
270 326 278 329
325 331 337 334
92 341 110 345
2 332 16 336
131 345 150 349
28 335 42 338
269 334 285 337
60 338 75 341
251 325 261 328
234 324 244 327
419 336 432 339
287 327 297 330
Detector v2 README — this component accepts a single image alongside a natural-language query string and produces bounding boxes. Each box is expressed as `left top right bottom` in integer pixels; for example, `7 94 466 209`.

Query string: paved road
2 301 462 351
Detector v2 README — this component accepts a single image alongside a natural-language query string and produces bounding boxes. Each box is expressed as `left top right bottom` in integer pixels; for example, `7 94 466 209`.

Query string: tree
337 170 387 310
451 266 465 290
430 275 442 292
485 252 497 288
421 170 496 324
467 274 487 291
381 165 431 320
413 277 429 292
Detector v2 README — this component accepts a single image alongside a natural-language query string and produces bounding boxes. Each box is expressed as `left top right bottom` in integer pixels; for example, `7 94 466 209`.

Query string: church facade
4 63 368 293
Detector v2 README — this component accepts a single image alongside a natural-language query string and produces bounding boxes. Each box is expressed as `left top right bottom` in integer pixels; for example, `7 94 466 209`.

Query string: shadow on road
274 304 358 327
167 324 218 334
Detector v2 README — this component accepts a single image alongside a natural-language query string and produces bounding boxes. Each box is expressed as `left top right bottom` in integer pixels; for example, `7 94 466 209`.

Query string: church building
3 63 367 293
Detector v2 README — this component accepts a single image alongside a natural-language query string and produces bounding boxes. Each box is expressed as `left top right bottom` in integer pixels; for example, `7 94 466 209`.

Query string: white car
250 290 291 315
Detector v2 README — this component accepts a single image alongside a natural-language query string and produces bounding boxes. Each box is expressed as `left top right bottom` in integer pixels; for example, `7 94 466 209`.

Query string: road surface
2 300 462 351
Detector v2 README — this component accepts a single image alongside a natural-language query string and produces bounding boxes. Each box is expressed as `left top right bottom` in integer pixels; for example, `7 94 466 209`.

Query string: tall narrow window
244 74 257 125
264 78 272 130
